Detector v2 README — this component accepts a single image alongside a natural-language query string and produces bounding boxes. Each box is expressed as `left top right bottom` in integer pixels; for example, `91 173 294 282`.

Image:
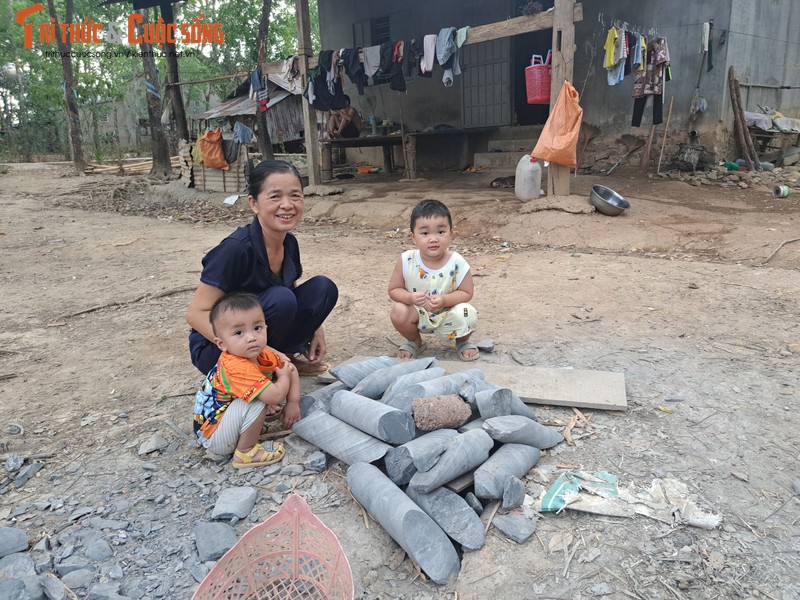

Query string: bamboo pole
657 96 675 173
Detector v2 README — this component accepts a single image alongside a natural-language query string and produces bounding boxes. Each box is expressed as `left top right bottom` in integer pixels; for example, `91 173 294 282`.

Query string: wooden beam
464 4 582 46
547 0 577 197
295 0 321 185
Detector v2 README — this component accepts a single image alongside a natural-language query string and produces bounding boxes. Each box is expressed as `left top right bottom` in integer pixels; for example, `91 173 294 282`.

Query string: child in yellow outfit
193 292 301 469
388 199 479 361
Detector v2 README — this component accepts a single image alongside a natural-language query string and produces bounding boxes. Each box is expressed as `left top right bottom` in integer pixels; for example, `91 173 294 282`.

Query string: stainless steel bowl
589 184 631 216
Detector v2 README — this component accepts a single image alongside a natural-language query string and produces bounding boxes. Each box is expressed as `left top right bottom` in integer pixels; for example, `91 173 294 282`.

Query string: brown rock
412 395 473 431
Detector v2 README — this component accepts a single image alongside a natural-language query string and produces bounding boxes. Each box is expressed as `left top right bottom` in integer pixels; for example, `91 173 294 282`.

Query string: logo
15 4 224 50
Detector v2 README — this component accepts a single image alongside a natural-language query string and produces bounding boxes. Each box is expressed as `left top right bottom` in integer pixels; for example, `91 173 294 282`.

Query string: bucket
773 185 791 198
525 50 551 105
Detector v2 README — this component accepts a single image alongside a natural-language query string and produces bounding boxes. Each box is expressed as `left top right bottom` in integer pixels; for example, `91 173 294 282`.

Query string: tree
45 0 86 174
138 9 171 175
159 1 189 142
255 0 274 160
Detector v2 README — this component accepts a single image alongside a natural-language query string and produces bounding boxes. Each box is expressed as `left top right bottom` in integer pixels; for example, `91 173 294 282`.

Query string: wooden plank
444 471 474 493
438 361 627 411
295 0 321 185
463 3 583 46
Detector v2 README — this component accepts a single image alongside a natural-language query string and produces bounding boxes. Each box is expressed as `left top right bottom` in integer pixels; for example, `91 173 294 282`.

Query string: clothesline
597 11 659 38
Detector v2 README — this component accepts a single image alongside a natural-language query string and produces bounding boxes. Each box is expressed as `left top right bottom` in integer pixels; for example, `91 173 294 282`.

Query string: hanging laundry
436 27 462 87
402 38 420 78
421 34 437 74
363 45 382 78
631 37 670 127
603 27 618 69
233 121 253 145
390 40 406 92
341 48 368 95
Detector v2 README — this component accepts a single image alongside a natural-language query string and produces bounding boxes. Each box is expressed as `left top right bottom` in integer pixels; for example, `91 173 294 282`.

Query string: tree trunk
256 0 274 160
139 9 173 176
159 1 189 142
45 0 86 174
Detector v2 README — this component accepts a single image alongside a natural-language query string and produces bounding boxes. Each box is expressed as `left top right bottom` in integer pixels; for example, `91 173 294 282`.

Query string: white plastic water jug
514 154 542 202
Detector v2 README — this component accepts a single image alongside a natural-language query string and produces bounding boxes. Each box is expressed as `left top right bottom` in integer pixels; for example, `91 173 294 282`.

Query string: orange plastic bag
532 80 583 168
199 127 229 170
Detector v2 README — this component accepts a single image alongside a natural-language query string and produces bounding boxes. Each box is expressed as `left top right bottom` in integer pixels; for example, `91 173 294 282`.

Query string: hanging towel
701 22 710 53
436 27 461 87
421 34 437 73
341 48 368 95
456 26 469 47
363 45 382 77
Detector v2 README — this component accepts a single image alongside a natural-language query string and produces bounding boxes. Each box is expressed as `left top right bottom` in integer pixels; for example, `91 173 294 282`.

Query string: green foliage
0 0 320 159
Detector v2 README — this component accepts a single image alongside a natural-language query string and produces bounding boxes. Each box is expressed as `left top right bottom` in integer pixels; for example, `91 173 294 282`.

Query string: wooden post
295 0 321 185
547 0 576 196
640 124 655 168
321 142 333 181
405 134 417 179
657 96 675 173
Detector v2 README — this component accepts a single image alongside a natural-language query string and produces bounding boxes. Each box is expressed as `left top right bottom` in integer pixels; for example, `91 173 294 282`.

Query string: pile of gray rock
659 163 800 191
293 356 564 585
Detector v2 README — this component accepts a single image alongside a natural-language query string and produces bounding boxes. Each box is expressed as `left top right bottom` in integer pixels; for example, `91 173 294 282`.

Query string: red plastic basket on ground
525 50 552 104
193 494 354 600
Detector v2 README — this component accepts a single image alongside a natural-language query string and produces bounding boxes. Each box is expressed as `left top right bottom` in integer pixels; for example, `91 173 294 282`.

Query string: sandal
397 339 428 359
456 340 480 362
232 441 285 469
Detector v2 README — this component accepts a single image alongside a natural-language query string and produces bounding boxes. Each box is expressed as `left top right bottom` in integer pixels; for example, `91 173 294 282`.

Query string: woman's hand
305 328 328 365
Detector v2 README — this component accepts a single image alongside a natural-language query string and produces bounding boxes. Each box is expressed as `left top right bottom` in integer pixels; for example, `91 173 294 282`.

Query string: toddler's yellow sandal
232 441 285 469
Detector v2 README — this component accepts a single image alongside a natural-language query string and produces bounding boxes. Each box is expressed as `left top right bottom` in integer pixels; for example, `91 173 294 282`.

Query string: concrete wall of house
726 0 800 117
574 0 800 160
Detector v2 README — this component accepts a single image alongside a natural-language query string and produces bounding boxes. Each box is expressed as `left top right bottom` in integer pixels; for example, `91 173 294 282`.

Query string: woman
186 160 338 375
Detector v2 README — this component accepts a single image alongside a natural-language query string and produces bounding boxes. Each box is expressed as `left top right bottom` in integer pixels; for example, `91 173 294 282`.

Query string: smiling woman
185 160 338 376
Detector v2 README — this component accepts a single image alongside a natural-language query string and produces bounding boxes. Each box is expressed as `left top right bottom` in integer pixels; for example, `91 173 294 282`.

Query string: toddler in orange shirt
193 292 301 468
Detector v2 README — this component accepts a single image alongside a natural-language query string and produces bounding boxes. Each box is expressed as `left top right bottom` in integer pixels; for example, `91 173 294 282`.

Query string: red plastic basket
525 50 552 105
193 494 353 600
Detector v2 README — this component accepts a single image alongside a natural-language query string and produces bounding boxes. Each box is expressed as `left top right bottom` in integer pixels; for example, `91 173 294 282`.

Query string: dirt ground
1 162 799 599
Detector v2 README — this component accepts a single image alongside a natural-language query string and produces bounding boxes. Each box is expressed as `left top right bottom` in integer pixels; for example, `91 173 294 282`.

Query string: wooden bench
321 134 404 179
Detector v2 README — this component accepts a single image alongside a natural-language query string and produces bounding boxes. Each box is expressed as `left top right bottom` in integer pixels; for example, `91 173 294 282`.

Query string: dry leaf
548 532 574 553
657 405 674 414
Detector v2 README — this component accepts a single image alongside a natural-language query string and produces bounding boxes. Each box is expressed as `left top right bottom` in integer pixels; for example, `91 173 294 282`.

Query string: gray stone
408 429 494 494
39 574 66 600
387 370 485 413
474 443 540 500
385 429 459 485
351 357 438 399
85 539 113 561
212 487 258 520
476 388 512 419
793 480 800 495
475 339 495 352
458 418 486 433
194 522 238 562
304 451 327 472
0 578 29 600
57 545 74 561
138 435 169 456
55 558 91 577
330 390 416 444
492 513 538 543
310 480 329 499
0 526 29 558
5 453 23 472
191 563 210 583
22 576 46 600
465 492 483 514
61 568 95 590
108 564 124 579
330 356 396 388
299 381 348 417
405 487 485 551
502 476 525 511
483 415 564 449
348 462 460 586
85 518 129 530
381 367 447 404
15 463 44 488
0 552 36 578
292 411 392 465
280 464 304 476
86 582 126 600
31 550 52 574
68 506 95 522
588 582 613 596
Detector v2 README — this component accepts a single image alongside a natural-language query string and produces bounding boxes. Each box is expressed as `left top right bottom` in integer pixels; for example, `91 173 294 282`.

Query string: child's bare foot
291 354 330 375
456 338 479 362
397 339 427 359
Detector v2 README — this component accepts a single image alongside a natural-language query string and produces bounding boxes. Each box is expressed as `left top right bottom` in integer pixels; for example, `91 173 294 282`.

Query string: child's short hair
209 292 263 335
410 199 452 230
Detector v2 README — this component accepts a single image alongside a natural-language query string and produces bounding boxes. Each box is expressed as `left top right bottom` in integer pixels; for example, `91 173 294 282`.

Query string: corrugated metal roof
199 91 291 119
